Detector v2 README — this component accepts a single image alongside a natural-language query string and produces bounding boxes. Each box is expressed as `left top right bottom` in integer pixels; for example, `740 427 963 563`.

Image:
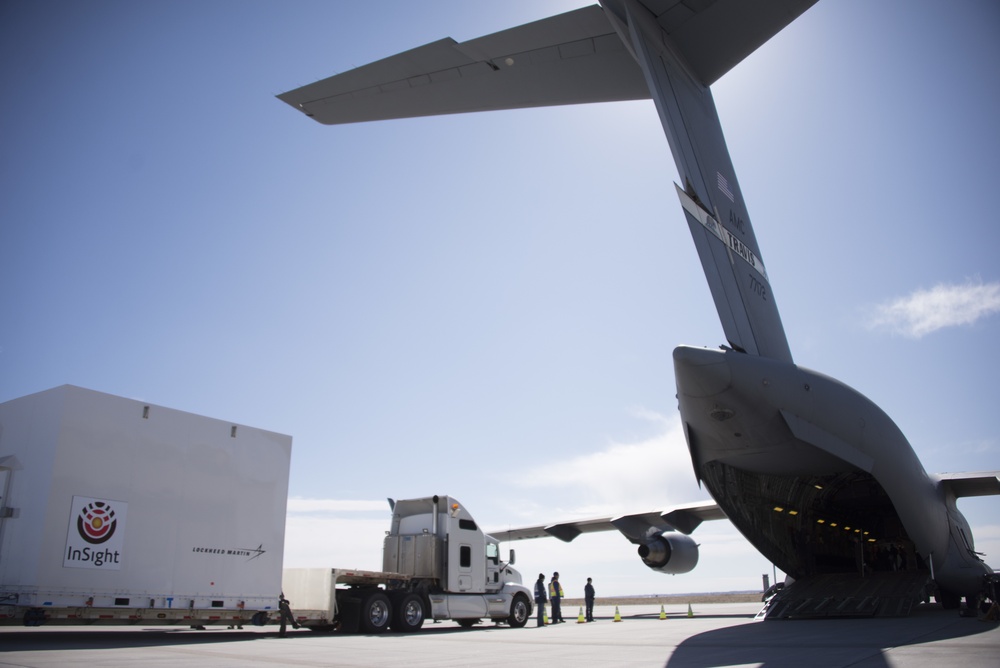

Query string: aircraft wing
936 471 1000 498
489 501 726 545
278 1 818 125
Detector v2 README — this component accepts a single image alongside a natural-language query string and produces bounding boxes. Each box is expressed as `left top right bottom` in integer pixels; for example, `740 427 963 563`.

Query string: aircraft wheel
965 594 982 613
937 590 961 610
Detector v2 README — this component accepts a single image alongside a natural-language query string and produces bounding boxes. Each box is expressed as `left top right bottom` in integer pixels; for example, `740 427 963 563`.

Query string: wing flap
661 503 728 534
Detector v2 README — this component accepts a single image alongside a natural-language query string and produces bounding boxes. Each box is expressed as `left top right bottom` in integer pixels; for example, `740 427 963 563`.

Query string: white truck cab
382 495 530 627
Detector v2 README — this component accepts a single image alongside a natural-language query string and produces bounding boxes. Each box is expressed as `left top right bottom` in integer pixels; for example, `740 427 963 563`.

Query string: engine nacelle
637 532 699 574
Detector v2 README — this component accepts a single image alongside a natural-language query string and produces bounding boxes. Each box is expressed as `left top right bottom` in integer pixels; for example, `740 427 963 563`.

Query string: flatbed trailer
283 568 413 632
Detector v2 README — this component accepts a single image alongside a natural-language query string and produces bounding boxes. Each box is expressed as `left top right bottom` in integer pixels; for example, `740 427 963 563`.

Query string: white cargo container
0 385 291 626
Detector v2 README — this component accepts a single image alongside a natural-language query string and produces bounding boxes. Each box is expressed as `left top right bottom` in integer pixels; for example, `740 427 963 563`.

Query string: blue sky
2 0 998 596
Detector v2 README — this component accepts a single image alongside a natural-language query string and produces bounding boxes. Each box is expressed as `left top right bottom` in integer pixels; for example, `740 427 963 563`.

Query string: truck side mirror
509 549 516 565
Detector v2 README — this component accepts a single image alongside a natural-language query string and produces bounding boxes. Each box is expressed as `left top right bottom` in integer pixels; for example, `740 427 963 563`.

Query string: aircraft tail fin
614 0 795 360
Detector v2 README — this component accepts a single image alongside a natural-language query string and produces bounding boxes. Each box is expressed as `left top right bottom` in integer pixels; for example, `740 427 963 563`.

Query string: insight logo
77 500 118 544
64 496 128 571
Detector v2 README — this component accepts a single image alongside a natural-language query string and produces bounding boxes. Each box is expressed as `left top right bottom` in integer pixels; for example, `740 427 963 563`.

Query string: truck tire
507 593 529 628
358 591 392 634
390 593 425 633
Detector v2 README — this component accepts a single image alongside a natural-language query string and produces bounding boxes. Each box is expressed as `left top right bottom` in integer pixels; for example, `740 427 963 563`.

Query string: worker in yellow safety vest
548 572 565 623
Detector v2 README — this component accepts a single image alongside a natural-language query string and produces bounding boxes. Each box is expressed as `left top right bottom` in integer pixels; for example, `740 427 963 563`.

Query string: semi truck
0 386 531 631
283 495 532 632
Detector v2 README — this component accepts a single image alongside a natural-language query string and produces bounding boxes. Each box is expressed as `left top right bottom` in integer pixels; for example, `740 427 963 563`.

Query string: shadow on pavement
0 620 527 650
665 605 997 668
0 628 282 651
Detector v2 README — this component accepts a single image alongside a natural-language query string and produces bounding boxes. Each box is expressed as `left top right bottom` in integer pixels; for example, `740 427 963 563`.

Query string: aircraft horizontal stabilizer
649 0 819 86
278 1 819 126
937 472 1000 498
489 501 725 544
277 5 648 125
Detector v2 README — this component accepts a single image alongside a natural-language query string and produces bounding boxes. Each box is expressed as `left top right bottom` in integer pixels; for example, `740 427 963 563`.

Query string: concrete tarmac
1 603 997 667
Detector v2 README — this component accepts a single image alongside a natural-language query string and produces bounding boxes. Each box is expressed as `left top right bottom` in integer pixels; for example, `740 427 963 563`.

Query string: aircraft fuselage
674 344 989 598
278 0 995 608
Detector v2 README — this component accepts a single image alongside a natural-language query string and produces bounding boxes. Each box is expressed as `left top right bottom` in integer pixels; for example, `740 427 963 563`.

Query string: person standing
534 573 548 627
549 572 565 623
584 577 596 622
278 592 299 637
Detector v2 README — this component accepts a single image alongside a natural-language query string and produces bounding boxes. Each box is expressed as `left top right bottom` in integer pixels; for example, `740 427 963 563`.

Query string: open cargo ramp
760 571 931 620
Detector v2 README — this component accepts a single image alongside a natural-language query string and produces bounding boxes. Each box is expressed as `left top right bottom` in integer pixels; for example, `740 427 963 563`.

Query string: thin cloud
286 498 388 513
284 514 386 569
868 279 1000 338
512 411 704 516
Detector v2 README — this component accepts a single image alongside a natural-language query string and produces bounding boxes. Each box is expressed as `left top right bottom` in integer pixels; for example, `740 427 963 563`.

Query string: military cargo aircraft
279 1 998 617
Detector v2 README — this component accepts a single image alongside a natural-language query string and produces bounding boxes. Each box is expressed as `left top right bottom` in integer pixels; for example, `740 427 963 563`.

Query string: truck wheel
391 594 425 632
507 593 529 628
358 591 392 634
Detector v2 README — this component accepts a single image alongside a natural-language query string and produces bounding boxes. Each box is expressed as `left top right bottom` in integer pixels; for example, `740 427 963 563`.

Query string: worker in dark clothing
278 592 300 637
548 572 565 623
534 573 548 627
584 577 596 622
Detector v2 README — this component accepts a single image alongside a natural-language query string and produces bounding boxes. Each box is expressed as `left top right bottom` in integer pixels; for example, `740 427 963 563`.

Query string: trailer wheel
391 594 425 632
508 593 529 628
358 591 392 634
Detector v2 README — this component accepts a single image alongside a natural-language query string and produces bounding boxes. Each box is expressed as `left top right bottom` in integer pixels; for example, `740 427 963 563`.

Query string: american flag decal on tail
717 172 734 202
